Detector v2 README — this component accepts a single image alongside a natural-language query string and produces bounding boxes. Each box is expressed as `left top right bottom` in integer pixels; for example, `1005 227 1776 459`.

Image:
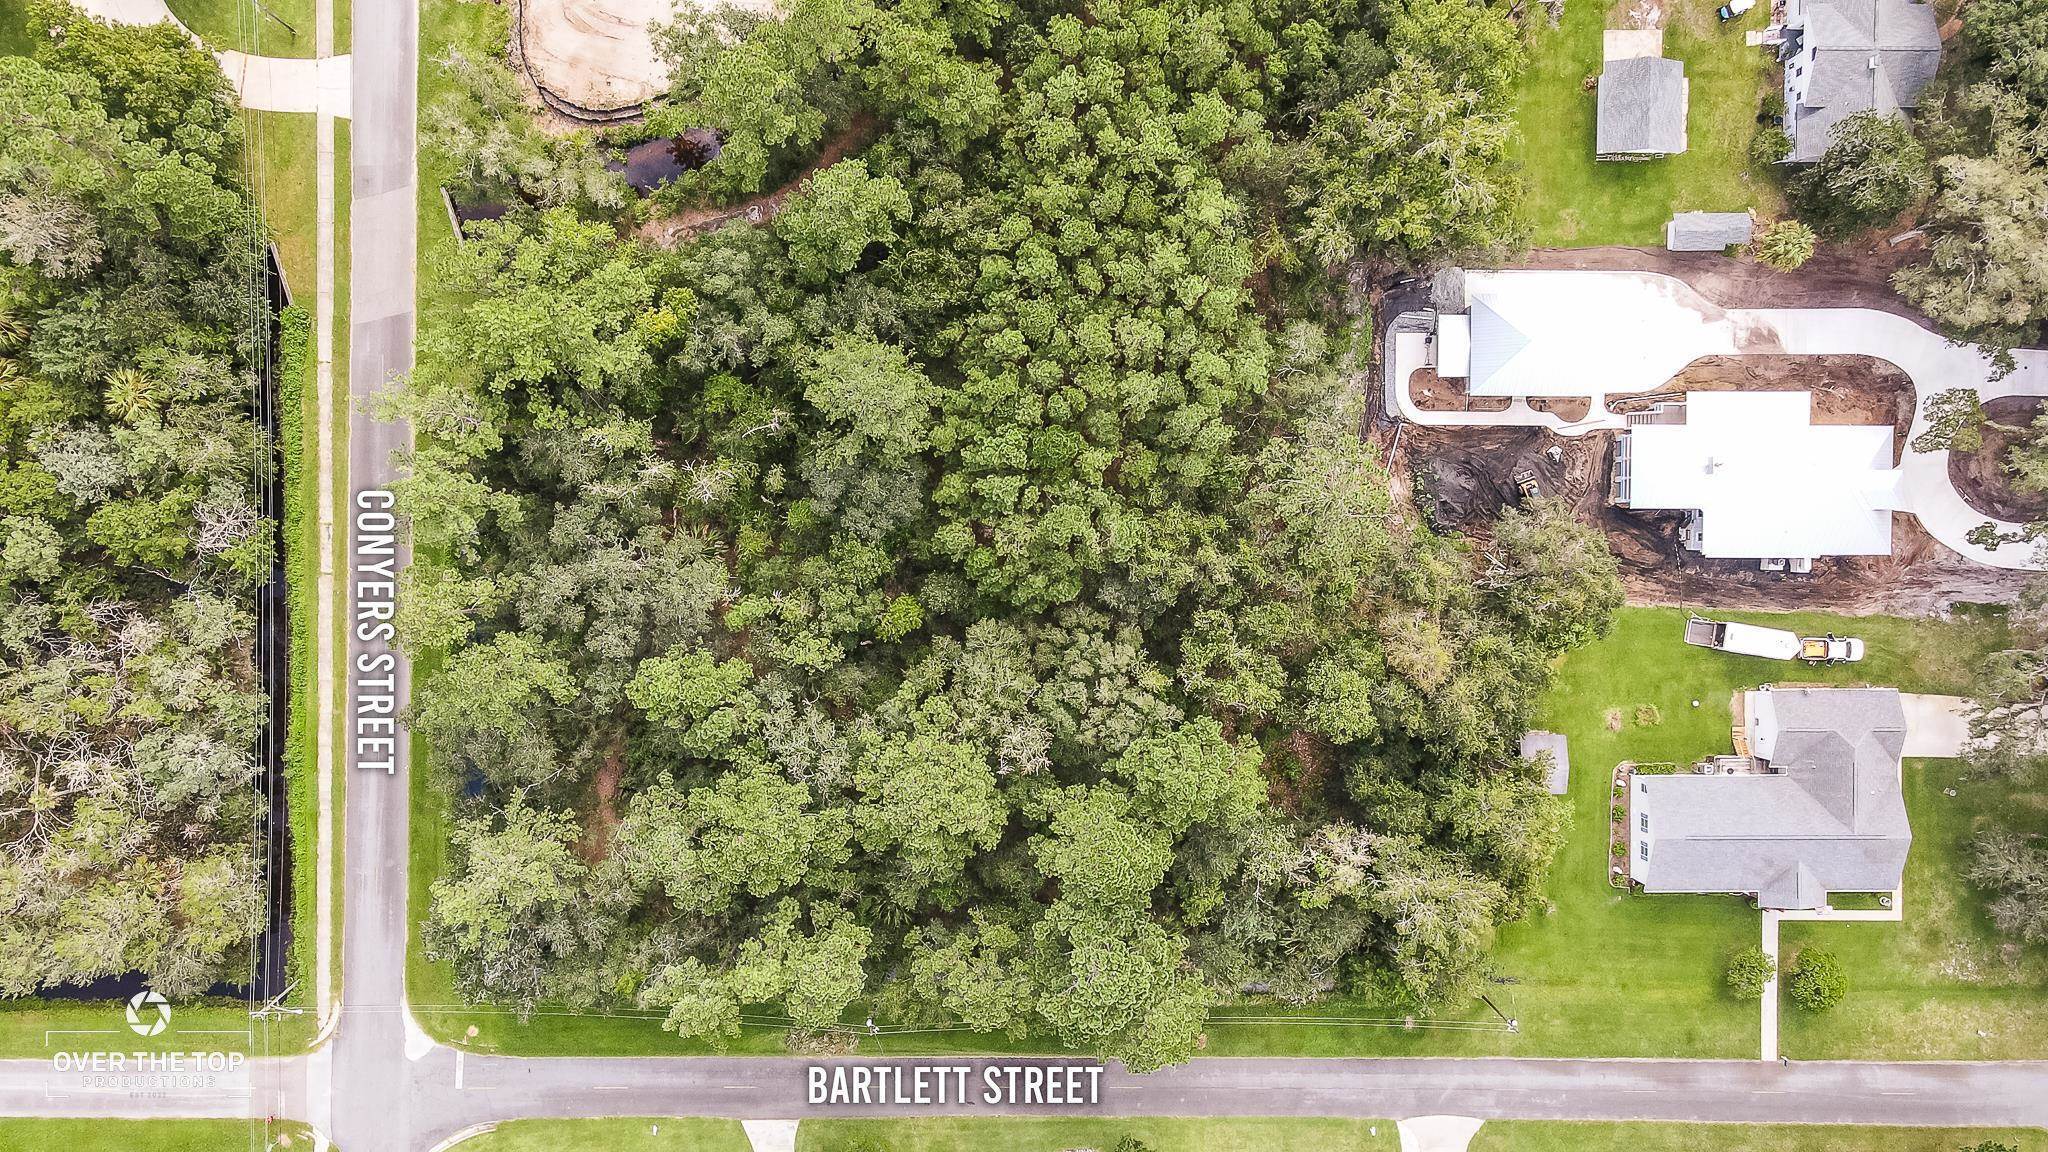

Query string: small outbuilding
1666 211 1755 252
1521 731 1571 796
1597 56 1690 160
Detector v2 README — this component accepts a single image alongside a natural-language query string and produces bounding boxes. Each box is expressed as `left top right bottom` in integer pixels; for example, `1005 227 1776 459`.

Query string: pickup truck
1683 616 1865 663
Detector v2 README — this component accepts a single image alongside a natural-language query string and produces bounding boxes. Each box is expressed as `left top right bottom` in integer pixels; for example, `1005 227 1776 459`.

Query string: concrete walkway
741 1119 800 1152
1900 693 1973 758
1398 1115 1485 1152
1383 272 2048 571
73 0 352 117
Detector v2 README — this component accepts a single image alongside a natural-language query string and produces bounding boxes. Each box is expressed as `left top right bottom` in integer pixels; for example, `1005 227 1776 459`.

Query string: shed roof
1667 211 1754 251
1598 56 1689 156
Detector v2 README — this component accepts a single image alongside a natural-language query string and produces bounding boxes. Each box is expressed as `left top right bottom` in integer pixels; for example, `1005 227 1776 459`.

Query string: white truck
1683 616 1865 663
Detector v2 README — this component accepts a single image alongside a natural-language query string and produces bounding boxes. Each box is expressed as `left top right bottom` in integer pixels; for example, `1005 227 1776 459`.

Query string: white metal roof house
1777 0 1941 163
1598 56 1689 160
1630 686 1911 910
1433 270 1741 398
1610 391 1898 562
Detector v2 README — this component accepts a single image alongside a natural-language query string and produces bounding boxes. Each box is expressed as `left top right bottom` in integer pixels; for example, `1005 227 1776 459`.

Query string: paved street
4 1052 2046 1143
333 0 418 1141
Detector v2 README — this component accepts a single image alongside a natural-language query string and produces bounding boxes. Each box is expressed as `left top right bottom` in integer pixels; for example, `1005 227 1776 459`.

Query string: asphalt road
4 1052 2045 1144
333 0 418 1140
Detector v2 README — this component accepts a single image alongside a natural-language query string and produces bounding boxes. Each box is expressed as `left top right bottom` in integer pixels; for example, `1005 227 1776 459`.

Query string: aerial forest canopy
411 0 1621 1069
0 9 271 996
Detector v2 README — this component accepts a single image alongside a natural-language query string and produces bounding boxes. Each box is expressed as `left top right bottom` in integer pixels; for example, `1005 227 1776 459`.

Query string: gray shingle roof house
1779 0 1941 162
1629 686 1911 909
1666 211 1755 251
1598 56 1690 159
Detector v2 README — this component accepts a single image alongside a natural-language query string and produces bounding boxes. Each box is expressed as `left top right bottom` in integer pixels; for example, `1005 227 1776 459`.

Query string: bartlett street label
808 1063 1104 1107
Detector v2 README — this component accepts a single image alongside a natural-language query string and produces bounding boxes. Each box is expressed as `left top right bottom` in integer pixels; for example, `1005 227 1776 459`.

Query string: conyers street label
353 490 401 774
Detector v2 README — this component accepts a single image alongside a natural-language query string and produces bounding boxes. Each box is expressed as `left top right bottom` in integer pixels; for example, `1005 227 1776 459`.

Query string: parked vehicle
1683 616 1865 663
1718 0 1754 19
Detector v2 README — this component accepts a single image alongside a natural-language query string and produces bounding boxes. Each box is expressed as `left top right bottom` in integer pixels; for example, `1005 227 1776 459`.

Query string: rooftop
1634 686 1912 909
1598 56 1689 157
1786 0 1941 161
1621 390 1898 560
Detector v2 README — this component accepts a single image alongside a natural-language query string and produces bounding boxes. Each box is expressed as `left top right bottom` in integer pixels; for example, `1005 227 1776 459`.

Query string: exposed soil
638 115 878 245
1529 396 1593 421
1606 354 1916 462
1513 244 1937 331
1395 422 2030 616
1410 369 1511 412
578 737 625 863
1951 396 2048 523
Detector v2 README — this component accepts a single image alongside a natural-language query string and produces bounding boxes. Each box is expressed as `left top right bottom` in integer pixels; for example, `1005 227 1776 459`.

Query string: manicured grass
1471 1121 2040 1152
796 1118 1401 1152
0 1119 312 1152
167 0 316 56
1778 759 2048 1060
250 111 318 300
1512 0 1784 246
1207 606 2007 1060
450 1118 751 1151
407 602 2009 1060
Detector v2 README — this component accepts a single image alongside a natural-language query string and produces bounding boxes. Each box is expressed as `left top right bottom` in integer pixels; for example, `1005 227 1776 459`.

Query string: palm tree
103 367 159 424
0 304 25 353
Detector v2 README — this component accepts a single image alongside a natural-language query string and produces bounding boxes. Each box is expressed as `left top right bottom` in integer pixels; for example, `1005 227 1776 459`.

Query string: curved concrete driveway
74 0 350 116
1385 271 2048 570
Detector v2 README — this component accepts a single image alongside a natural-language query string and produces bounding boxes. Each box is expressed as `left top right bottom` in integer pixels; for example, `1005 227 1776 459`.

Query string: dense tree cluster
1891 4 2048 369
1962 580 2048 947
0 8 271 996
411 0 1615 1069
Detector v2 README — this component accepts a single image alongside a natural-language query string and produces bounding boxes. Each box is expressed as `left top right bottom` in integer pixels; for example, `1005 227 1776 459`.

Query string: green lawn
1472 1122 2040 1152
0 1119 312 1151
797 1118 1400 1152
406 602 2012 1060
449 1119 751 1152
1207 606 2008 1060
1512 0 1783 246
1778 759 2048 1060
167 0 316 56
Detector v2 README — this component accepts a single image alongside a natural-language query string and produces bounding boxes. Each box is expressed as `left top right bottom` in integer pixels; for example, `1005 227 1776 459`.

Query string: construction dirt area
1952 396 2048 524
1386 245 2039 615
1394 361 2030 616
515 0 778 117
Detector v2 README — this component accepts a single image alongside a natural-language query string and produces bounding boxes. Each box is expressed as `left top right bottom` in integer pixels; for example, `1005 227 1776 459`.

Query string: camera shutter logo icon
125 990 171 1037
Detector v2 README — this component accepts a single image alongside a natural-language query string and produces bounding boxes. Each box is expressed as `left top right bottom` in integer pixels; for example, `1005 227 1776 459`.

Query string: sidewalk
73 0 352 117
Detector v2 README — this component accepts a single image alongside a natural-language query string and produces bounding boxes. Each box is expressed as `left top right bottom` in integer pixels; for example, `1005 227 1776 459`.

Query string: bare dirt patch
1950 396 2048 523
638 115 877 244
1606 354 1916 461
1395 420 2029 615
1514 244 1934 329
1410 369 1512 412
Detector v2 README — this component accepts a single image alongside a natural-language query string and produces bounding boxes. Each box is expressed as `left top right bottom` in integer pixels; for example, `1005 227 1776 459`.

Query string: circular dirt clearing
1949 396 2048 523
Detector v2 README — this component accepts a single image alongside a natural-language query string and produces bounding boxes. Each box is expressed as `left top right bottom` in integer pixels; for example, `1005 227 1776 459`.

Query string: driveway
1384 271 2048 571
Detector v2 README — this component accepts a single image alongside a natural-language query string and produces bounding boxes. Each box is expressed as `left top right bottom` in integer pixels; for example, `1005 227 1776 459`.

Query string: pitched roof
1667 211 1755 251
1633 686 1912 909
1787 0 1941 161
1467 297 1533 393
1598 56 1689 155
